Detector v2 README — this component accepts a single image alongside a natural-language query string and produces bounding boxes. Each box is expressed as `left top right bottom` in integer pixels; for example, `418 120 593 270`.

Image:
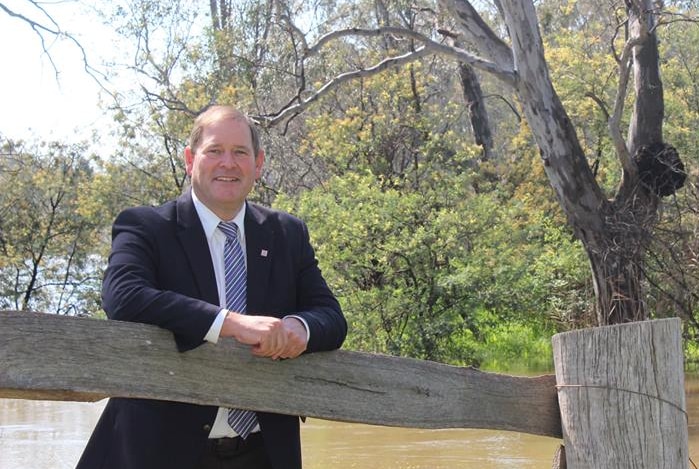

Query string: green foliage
277 170 475 361
536 1 699 335
685 339 699 372
0 138 103 315
474 318 554 373
274 5 597 365
660 14 699 156
276 156 589 364
303 64 438 178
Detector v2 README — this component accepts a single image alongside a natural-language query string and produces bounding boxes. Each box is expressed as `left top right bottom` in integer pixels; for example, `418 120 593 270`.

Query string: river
2 376 698 469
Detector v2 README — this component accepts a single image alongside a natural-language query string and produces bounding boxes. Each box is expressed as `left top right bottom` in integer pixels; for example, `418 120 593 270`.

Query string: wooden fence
0 310 689 468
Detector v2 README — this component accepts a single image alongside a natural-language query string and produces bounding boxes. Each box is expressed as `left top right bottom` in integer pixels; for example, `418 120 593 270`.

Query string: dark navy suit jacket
77 191 346 469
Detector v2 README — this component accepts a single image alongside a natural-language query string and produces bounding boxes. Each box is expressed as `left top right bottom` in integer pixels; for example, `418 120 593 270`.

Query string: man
77 105 347 469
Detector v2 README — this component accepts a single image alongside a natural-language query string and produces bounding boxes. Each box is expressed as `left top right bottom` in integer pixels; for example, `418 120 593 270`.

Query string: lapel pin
260 249 268 257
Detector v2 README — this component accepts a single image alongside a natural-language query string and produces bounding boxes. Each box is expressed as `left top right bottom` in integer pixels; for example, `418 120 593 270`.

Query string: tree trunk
594 0 665 323
209 0 221 31
625 0 664 155
584 232 648 325
496 0 664 325
459 62 494 160
498 1 605 232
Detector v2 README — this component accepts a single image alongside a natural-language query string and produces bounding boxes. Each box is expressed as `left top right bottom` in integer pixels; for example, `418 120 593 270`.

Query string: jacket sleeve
101 207 220 352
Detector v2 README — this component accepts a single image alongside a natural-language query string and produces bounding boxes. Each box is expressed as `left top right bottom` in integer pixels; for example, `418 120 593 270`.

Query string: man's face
185 117 264 220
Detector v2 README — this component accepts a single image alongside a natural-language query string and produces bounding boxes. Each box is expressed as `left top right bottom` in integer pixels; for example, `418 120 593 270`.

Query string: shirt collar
191 189 246 240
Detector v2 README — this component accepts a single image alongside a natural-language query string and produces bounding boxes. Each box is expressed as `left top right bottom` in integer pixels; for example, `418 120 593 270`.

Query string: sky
0 1 122 143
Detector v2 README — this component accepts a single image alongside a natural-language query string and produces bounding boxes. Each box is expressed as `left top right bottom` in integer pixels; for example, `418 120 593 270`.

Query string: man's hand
221 312 288 359
279 317 308 359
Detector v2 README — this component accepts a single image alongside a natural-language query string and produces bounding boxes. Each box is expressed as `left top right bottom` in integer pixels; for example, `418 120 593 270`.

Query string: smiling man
76 105 347 469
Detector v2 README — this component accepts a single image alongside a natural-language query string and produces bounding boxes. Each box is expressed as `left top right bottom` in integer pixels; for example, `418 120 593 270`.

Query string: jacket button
203 424 211 432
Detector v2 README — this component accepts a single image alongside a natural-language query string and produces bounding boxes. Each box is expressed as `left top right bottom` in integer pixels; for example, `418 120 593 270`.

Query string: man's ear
184 146 194 175
255 149 265 180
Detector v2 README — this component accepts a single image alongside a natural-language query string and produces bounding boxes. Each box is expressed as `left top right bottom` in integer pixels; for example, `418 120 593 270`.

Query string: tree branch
305 25 514 82
608 35 643 177
585 92 611 121
263 22 516 127
262 47 434 126
307 26 435 56
0 1 113 100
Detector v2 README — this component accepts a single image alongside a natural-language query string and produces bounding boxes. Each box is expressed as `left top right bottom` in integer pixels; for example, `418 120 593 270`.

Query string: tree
261 0 691 326
0 138 102 315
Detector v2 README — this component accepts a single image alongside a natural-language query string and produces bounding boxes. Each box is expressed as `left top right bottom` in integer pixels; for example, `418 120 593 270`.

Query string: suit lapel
245 203 273 313
175 191 219 305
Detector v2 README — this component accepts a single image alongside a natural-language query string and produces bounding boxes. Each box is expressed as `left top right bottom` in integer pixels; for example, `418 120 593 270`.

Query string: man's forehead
200 119 253 143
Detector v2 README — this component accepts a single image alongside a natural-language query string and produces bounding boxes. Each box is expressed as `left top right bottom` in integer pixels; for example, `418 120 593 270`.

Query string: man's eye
207 148 222 156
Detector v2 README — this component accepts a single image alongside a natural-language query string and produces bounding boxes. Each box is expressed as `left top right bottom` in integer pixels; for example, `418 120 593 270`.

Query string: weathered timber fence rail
0 310 689 468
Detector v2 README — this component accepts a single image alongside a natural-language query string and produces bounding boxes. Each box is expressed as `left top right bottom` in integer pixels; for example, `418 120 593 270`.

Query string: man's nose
219 151 239 166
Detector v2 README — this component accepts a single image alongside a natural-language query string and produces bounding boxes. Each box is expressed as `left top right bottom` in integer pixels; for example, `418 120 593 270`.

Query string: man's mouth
215 176 239 182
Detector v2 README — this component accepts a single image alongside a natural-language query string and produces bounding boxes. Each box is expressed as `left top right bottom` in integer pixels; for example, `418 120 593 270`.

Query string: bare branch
263 24 517 128
585 92 611 121
0 1 114 100
307 26 435 56
0 1 63 77
140 86 199 116
273 1 309 111
656 10 699 27
608 34 644 177
425 39 516 82
262 47 433 126
274 1 309 53
305 25 514 81
266 21 517 128
484 93 521 122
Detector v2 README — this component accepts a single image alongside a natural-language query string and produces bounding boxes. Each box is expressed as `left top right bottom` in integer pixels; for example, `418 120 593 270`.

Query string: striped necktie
218 221 258 439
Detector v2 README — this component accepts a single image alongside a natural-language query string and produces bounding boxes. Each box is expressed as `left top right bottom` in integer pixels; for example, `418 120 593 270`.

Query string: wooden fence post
552 318 688 469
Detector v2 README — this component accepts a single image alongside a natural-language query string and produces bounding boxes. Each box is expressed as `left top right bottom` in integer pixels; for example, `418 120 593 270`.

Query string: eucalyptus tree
260 0 692 326
263 2 587 361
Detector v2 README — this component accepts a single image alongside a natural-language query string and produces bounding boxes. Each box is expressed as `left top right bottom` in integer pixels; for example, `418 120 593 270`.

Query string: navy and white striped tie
218 221 258 439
